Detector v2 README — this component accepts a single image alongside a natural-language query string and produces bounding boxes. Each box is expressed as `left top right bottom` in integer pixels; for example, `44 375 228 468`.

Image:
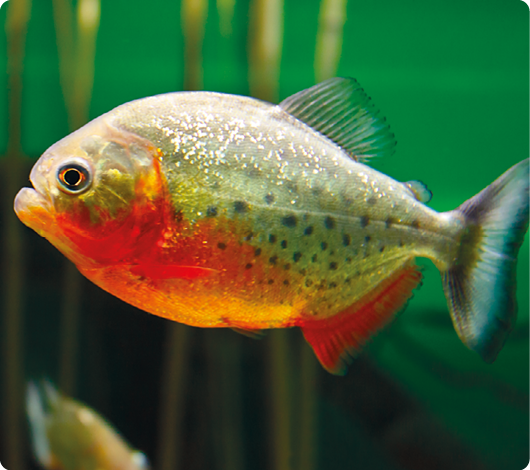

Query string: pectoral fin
128 263 219 280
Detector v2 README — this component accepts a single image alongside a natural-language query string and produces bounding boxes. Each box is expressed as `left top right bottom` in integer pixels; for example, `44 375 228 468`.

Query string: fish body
15 78 529 374
26 382 149 470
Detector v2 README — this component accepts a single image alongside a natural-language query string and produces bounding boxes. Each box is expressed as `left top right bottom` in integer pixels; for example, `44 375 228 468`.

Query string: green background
0 0 528 469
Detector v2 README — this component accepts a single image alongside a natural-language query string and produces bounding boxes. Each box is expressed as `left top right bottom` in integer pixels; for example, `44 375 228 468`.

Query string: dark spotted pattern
360 215 369 228
304 226 314 235
264 193 275 204
293 252 302 262
281 215 297 228
324 216 336 229
206 206 218 217
234 201 249 213
342 234 351 246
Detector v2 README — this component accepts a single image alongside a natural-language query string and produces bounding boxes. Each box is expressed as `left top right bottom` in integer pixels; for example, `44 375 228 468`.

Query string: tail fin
26 382 52 468
443 159 529 363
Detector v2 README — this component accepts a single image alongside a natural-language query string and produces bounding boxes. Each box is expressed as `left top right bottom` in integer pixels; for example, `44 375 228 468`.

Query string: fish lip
14 187 54 232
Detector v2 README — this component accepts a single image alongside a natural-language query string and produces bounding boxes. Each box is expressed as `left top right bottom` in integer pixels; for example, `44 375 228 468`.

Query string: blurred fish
15 78 529 374
26 382 149 470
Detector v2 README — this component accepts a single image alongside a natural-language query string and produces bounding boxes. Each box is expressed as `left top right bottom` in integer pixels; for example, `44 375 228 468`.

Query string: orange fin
128 264 219 280
231 328 266 339
298 264 422 375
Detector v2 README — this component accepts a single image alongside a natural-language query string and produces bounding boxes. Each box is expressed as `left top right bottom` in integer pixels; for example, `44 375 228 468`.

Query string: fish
15 77 529 375
26 381 149 470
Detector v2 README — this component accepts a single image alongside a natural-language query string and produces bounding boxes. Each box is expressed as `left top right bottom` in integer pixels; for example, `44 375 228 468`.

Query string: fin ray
279 77 396 162
442 158 529 362
298 264 422 375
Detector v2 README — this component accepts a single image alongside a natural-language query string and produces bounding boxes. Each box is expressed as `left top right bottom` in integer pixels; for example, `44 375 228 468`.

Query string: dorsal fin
404 180 432 203
278 77 396 162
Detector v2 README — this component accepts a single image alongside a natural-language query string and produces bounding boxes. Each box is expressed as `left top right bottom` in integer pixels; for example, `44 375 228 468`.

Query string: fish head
14 118 166 267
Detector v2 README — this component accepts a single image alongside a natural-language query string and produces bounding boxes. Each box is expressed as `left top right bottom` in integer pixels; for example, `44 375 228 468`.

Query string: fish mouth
14 187 55 236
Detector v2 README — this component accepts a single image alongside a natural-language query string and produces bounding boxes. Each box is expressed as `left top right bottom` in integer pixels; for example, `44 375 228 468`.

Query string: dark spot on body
364 236 371 243
243 232 253 241
282 215 297 228
411 219 421 229
329 282 337 288
385 217 396 229
234 201 249 213
305 279 313 287
299 268 307 276
245 263 253 269
283 263 291 270
304 226 314 236
265 193 275 204
360 215 370 228
311 254 318 263
175 210 184 223
283 280 289 286
367 197 377 206
254 248 262 256
269 256 278 265
329 262 338 270
342 234 351 246
293 252 302 263
321 242 328 251
268 279 274 284
285 181 298 193
206 206 218 217
324 216 336 229
269 234 277 243
281 240 288 249
379 246 385 253
399 239 404 247
346 257 352 263
217 242 227 250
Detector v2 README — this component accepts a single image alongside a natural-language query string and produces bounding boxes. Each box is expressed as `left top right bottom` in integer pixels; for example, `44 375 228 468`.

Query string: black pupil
64 168 82 186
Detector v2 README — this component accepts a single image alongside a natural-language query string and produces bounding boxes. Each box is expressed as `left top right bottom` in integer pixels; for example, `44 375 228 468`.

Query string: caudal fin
443 159 529 362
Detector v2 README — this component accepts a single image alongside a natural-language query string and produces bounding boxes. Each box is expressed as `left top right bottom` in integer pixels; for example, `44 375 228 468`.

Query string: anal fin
298 264 422 375
231 327 266 339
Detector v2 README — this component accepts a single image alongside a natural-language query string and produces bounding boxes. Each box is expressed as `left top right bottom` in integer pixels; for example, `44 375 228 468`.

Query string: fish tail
442 158 529 362
26 382 52 468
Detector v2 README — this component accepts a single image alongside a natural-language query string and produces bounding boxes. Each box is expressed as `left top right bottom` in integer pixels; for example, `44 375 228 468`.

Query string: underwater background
0 0 528 469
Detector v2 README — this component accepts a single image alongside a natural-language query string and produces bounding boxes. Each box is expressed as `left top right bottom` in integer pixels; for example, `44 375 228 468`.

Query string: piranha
15 78 529 374
26 381 149 470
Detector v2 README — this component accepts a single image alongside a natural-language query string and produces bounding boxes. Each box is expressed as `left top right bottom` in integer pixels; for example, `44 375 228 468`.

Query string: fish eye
57 160 92 194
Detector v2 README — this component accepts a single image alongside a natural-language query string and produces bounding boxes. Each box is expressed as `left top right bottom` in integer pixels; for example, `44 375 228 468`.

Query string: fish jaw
14 187 87 265
14 187 56 239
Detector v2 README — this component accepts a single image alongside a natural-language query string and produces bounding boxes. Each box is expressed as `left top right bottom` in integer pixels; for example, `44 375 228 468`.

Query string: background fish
26 381 149 470
14 77 529 374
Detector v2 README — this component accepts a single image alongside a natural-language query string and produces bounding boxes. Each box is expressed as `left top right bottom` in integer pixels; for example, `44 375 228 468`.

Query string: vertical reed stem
248 2 290 468
2 1 32 469
181 0 208 91
216 0 236 38
206 331 245 470
52 0 100 396
296 343 318 470
248 0 284 103
156 1 207 468
268 330 292 470
314 0 348 82
156 324 193 470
